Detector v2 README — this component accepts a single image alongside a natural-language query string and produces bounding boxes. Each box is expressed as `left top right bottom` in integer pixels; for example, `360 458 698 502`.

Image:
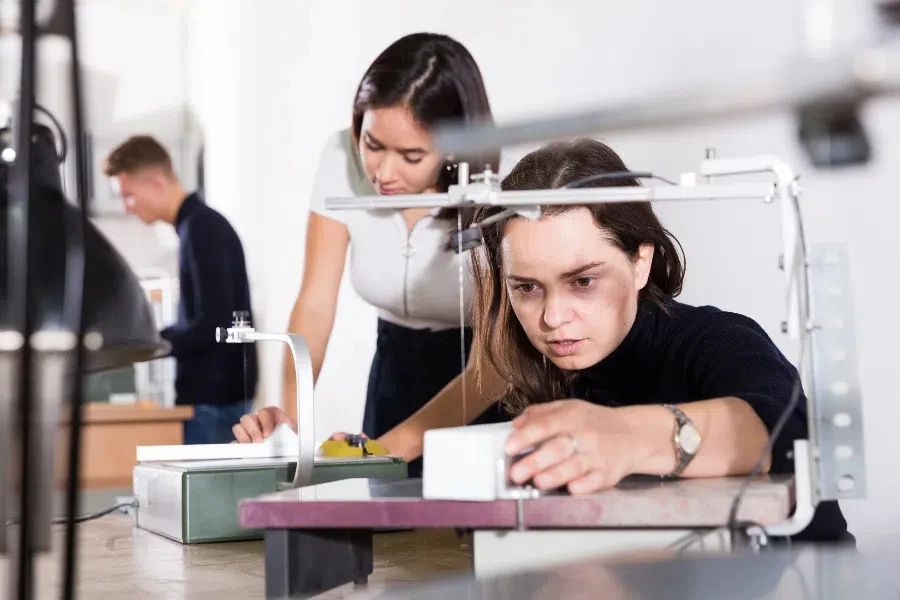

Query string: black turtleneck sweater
160 192 258 407
566 298 851 544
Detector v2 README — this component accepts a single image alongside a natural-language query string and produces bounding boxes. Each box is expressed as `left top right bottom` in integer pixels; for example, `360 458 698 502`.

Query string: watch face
678 423 702 455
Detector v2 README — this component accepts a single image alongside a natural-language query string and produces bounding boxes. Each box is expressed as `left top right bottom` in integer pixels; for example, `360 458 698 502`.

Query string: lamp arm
216 314 316 488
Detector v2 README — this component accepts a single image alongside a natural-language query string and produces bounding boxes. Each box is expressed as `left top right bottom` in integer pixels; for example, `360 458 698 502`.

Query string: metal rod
10 0 38 596
62 0 91 595
326 191 461 210
430 45 900 156
325 182 776 211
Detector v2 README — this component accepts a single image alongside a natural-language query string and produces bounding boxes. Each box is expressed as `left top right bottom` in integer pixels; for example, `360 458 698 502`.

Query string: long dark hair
352 33 499 221
470 138 686 415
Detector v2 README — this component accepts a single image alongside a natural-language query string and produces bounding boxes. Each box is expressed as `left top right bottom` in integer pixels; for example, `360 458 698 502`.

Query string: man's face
112 171 165 224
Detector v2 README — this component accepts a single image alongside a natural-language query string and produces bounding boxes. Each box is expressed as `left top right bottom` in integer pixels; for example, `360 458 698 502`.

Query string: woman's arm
504 397 771 493
621 397 771 477
282 212 349 423
377 355 508 461
505 312 805 494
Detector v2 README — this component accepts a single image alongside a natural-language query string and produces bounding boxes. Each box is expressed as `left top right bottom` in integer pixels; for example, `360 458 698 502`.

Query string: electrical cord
33 102 67 164
6 500 136 527
449 170 677 251
671 369 804 553
672 360 804 552
565 170 677 188
725 363 805 537
670 520 770 556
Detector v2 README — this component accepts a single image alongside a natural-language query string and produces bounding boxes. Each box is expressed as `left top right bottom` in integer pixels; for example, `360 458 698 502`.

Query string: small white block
422 422 513 501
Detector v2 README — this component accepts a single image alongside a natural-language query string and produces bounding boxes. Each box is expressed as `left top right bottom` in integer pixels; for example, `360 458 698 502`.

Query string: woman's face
358 106 444 196
500 208 654 371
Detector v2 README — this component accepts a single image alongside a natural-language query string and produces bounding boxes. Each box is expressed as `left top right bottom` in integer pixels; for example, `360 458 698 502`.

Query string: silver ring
561 433 578 455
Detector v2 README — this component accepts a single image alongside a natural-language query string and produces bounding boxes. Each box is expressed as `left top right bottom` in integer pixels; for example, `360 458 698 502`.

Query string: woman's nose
542 293 574 329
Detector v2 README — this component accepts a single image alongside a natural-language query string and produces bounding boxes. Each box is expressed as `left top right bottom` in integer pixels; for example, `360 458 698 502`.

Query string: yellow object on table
318 437 390 458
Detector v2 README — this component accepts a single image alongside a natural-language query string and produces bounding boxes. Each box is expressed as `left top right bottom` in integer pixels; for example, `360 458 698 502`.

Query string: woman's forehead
499 211 621 275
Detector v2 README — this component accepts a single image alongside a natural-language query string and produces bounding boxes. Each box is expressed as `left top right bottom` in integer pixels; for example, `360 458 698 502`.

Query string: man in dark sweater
104 135 258 444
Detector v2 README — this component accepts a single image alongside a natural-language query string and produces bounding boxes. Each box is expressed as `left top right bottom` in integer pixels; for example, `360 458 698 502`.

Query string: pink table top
239 476 794 530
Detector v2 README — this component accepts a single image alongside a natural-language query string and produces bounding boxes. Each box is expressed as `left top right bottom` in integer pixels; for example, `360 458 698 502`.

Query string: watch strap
662 403 695 479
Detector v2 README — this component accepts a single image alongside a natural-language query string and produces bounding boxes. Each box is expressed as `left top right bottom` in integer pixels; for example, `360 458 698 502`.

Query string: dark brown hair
471 138 685 415
352 33 499 222
103 135 174 177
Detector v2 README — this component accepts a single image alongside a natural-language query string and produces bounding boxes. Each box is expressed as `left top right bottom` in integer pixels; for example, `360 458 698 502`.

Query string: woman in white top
233 33 506 476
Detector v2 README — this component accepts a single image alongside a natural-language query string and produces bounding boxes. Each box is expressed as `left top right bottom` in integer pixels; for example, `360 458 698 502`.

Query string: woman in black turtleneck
468 137 852 545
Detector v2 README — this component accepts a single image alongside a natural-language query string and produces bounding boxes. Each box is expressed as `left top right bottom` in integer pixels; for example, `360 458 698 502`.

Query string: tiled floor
0 514 473 599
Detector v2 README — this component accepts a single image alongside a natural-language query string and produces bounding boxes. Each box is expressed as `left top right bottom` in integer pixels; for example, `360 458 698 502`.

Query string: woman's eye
514 283 537 294
574 276 594 289
364 141 381 152
403 155 423 165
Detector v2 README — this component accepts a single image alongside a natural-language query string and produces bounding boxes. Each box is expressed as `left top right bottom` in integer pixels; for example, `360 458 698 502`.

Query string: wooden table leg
264 528 373 598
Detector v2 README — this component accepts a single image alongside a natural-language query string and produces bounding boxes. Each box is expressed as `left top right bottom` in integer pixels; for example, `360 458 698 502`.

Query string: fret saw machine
131 312 407 544
324 151 870 548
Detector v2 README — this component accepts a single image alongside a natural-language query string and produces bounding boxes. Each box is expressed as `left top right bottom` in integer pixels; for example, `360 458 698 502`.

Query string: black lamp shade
1 129 170 372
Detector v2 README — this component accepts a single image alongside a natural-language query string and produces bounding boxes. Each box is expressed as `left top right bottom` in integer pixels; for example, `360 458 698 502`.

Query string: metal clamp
216 312 315 489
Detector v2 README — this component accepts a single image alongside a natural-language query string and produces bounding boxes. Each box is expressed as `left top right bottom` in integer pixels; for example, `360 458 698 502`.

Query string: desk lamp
1 1 168 599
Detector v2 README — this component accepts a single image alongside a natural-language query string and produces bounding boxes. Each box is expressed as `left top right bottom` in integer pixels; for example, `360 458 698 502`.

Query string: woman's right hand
232 406 298 443
327 431 369 442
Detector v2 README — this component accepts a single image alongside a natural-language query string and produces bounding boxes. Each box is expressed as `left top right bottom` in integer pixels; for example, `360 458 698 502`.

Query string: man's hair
103 135 174 177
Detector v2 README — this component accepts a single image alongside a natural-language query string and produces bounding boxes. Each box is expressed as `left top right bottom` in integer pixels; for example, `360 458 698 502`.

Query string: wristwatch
662 404 702 478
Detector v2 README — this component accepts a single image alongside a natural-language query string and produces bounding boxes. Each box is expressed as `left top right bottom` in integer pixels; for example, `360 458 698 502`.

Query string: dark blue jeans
183 402 250 445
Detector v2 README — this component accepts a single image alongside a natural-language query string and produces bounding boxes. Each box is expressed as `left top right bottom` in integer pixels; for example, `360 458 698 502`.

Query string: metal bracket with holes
807 243 867 501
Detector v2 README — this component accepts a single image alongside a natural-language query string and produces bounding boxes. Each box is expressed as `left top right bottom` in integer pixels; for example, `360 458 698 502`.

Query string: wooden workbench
0 514 472 599
57 402 194 489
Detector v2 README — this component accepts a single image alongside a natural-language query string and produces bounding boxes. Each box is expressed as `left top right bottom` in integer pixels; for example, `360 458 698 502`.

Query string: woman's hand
503 399 649 494
327 431 370 442
232 406 297 443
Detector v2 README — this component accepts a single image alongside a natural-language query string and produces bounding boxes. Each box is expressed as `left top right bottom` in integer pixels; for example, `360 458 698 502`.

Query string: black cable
6 501 136 527
61 0 90 598
725 372 804 538
33 103 67 163
565 170 677 189
449 170 678 252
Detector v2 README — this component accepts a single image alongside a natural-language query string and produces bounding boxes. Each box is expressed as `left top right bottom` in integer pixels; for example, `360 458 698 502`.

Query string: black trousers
363 319 473 478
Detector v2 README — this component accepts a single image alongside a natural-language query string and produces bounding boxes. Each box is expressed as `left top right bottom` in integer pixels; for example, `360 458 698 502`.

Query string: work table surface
0 515 473 599
240 475 795 530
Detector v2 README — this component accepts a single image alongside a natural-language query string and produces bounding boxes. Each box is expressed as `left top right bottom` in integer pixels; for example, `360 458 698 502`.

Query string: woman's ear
633 243 655 290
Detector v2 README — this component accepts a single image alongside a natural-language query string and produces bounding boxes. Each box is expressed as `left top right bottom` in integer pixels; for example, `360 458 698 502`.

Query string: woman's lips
547 339 584 356
377 186 404 195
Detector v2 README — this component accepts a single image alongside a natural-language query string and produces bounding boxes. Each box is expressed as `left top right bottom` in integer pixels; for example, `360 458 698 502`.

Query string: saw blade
457 209 467 426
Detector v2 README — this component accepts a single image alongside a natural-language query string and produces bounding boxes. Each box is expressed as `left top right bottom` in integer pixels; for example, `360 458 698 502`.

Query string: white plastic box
422 422 514 501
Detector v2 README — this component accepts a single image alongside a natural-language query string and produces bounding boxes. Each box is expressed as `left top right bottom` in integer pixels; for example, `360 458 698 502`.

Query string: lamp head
0 127 169 371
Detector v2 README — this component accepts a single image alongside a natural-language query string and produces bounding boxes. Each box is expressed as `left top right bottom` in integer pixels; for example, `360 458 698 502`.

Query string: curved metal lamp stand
216 312 315 489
